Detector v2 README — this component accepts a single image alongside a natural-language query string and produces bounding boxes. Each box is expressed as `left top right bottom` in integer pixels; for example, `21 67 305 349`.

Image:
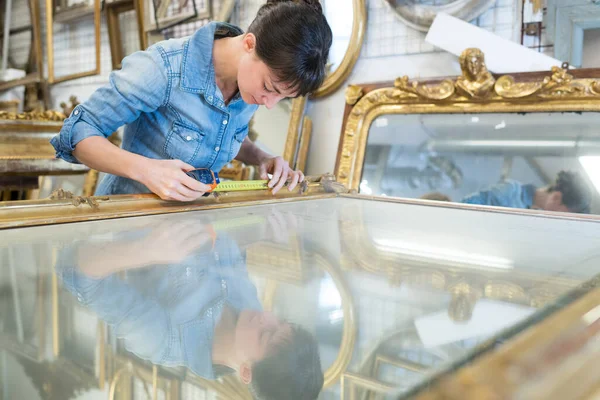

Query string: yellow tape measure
212 180 270 192
185 169 273 194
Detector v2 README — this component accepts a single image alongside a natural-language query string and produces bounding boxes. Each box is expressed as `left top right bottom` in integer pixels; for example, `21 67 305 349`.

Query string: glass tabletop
1 196 599 399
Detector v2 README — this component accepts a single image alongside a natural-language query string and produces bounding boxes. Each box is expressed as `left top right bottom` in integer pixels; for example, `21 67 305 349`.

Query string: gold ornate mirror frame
334 48 600 191
283 0 367 168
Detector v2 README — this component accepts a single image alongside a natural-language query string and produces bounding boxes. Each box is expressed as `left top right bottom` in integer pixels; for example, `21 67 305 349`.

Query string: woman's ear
238 362 253 385
242 33 256 53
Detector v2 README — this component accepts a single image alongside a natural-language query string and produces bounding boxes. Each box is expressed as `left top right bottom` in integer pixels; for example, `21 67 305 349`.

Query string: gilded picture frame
334 48 600 192
283 0 367 168
0 0 45 93
106 0 148 70
45 0 102 84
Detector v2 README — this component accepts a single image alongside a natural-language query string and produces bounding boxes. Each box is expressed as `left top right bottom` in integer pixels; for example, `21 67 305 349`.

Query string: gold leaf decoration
395 76 456 101
345 85 364 105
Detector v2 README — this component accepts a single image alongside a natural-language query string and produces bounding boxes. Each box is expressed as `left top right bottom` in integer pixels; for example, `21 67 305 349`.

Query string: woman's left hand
258 156 305 195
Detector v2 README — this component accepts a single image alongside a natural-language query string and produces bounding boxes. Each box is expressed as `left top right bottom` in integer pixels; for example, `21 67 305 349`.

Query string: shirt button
215 146 220 152
222 119 228 125
221 280 227 289
186 136 192 141
73 109 80 115
186 267 191 277
207 95 213 101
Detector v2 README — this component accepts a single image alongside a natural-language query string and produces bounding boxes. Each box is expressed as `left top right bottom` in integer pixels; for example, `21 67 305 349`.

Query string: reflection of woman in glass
461 170 591 214
56 219 323 400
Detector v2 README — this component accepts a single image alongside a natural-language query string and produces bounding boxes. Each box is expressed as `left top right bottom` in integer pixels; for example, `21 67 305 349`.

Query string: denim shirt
461 180 536 209
50 22 259 196
56 233 262 379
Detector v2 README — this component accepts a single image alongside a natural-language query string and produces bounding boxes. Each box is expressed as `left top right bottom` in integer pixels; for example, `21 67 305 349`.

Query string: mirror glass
2 197 600 398
270 272 344 373
322 0 354 74
360 112 600 214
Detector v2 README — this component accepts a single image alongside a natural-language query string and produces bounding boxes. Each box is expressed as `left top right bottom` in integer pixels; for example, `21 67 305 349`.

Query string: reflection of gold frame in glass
0 270 48 361
45 0 102 84
338 194 583 311
334 48 600 191
261 251 357 389
52 270 108 389
409 283 600 400
109 355 180 400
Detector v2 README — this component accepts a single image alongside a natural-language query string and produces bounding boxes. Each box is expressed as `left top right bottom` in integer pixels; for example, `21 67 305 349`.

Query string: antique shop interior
2 0 600 399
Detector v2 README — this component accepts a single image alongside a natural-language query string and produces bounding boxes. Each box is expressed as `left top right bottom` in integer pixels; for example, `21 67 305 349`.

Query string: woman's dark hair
248 0 333 96
549 170 592 214
248 325 323 400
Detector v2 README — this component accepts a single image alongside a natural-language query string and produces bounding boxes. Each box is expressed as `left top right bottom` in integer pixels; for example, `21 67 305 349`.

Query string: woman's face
233 309 291 362
237 34 296 109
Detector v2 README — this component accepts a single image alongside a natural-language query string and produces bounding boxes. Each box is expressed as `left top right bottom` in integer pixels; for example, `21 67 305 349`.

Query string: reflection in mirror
268 272 344 375
1 196 600 398
361 112 600 214
322 0 353 75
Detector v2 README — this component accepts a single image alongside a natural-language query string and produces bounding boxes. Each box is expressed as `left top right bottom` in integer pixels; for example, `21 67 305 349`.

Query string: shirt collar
181 22 244 105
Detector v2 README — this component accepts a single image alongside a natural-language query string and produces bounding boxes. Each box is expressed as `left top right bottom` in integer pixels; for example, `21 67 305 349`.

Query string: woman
51 0 332 201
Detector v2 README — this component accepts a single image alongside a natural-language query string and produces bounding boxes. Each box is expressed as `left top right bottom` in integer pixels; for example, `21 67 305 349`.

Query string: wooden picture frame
45 0 101 84
106 0 147 70
147 0 212 34
0 0 45 93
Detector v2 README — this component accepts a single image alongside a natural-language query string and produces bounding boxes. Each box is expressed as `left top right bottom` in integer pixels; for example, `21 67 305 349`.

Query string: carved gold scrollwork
494 75 543 98
591 81 600 96
395 76 456 101
387 49 600 103
0 110 66 121
49 188 109 208
494 66 598 99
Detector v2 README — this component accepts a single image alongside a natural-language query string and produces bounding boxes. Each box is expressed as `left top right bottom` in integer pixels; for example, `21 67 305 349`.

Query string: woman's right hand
138 159 212 201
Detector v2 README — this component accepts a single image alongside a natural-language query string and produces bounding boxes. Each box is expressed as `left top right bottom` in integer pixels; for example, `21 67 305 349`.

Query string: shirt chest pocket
165 121 206 165
228 125 247 160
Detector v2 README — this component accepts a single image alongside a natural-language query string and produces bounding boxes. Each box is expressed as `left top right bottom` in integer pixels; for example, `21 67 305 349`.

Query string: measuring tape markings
212 180 270 192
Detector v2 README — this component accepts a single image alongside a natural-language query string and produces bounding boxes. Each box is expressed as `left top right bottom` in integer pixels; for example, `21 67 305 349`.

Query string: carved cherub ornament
456 48 495 98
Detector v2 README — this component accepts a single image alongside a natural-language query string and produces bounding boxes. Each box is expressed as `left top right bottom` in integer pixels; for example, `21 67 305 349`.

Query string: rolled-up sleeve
51 46 170 164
